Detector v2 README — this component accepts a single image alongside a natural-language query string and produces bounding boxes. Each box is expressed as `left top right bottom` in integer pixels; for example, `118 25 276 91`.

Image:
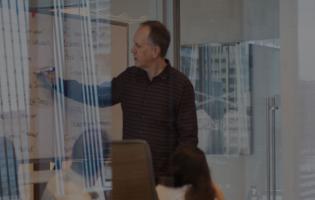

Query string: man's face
131 26 158 69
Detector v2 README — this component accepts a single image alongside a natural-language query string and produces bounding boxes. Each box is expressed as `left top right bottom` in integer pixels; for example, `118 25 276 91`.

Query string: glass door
250 44 281 200
178 0 281 199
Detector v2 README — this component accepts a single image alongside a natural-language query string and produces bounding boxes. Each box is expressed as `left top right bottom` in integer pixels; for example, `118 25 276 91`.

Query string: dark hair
140 20 170 57
171 146 216 200
71 129 110 178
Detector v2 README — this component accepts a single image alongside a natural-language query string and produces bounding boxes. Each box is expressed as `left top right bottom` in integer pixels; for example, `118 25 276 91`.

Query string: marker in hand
35 66 55 74
36 66 56 87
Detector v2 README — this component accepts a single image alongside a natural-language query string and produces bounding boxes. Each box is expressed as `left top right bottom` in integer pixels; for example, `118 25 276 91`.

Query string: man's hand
36 67 56 89
45 71 56 85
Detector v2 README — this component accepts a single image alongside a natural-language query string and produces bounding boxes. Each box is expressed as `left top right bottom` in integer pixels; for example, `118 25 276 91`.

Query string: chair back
111 140 158 200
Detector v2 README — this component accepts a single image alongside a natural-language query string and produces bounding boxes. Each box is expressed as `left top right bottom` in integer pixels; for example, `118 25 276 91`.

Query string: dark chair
111 140 158 200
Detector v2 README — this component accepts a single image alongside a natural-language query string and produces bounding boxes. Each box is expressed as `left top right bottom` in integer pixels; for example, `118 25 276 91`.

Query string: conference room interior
1 0 315 200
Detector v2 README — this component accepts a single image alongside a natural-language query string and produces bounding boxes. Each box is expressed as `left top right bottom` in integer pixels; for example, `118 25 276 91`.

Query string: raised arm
55 79 112 107
37 68 126 107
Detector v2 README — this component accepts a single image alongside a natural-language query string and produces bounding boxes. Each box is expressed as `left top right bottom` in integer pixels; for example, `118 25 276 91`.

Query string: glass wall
6 1 315 200
1 0 113 199
179 0 281 199
1 0 164 199
180 43 251 155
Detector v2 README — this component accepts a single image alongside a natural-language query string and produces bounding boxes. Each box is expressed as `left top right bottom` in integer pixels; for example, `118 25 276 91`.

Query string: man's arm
176 80 198 146
37 68 126 107
55 79 113 107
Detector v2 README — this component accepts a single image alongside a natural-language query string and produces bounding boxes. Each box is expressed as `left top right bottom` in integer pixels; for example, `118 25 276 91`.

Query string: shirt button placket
143 83 150 106
140 84 150 123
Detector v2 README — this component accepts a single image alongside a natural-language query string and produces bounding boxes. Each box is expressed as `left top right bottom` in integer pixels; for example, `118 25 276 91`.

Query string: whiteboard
0 12 127 160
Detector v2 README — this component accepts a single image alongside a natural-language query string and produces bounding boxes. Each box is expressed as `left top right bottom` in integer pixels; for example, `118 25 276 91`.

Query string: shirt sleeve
52 67 131 107
53 79 113 107
176 80 198 147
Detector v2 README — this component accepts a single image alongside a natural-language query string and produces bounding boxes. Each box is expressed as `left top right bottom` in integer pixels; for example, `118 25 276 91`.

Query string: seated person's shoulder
156 184 190 200
42 170 92 200
213 183 225 200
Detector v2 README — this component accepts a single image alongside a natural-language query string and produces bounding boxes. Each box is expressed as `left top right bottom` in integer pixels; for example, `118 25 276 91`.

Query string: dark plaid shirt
62 61 198 178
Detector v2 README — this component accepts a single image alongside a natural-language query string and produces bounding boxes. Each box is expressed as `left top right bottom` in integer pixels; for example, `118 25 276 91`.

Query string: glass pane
180 0 280 200
1 0 163 199
180 43 251 155
1 0 113 199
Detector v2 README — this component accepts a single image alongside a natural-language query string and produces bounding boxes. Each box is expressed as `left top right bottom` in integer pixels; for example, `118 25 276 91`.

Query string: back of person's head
171 146 216 200
71 129 110 179
140 20 170 58
0 137 19 198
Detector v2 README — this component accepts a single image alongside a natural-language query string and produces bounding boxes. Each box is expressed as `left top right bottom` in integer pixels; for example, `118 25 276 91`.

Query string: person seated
156 146 224 200
41 129 110 200
0 137 19 199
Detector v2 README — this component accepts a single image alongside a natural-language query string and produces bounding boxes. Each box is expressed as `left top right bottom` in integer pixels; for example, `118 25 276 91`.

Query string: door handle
266 95 279 200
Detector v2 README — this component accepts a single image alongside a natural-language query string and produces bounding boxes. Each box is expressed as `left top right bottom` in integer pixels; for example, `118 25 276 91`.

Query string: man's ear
152 45 161 58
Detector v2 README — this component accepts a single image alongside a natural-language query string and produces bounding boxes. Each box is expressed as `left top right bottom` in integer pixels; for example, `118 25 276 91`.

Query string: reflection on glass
42 129 111 199
180 42 251 155
1 0 112 199
1 0 31 198
0 137 19 199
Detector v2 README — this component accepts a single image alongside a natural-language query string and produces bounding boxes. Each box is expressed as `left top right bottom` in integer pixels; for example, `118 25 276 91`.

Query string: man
41 20 198 184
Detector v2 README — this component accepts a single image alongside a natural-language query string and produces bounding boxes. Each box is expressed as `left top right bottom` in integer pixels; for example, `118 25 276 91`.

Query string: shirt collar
135 59 171 80
157 59 171 80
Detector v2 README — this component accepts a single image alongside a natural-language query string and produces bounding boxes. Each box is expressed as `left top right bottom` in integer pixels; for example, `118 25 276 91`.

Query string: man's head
132 20 170 68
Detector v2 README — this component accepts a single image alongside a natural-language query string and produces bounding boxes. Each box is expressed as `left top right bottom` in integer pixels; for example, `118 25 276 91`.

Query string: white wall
111 0 151 19
180 0 279 44
180 0 242 44
280 0 299 199
285 0 315 199
111 0 163 66
242 0 279 40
